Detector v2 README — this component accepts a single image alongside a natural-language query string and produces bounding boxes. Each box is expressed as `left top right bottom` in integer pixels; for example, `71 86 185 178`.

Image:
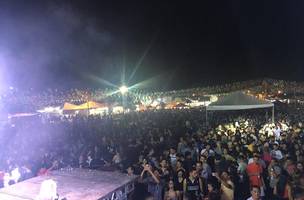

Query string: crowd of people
0 101 303 200
0 88 143 112
2 78 303 113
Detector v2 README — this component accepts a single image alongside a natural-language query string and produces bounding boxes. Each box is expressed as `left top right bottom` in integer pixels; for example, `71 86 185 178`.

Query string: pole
272 105 274 123
87 101 89 117
122 94 126 114
205 104 208 127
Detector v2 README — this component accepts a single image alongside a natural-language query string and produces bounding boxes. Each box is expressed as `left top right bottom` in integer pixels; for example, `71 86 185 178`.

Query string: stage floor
0 168 137 200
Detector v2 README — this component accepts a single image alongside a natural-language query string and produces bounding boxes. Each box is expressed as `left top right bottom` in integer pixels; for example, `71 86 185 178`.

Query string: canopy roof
78 101 106 110
63 103 79 111
63 101 106 111
207 91 273 111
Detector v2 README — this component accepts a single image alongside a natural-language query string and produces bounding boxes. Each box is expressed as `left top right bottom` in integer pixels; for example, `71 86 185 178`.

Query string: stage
0 168 137 200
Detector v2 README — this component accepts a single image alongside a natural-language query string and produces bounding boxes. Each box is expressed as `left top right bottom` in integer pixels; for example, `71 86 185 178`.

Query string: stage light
37 179 58 200
119 85 128 94
3 173 10 187
11 167 21 183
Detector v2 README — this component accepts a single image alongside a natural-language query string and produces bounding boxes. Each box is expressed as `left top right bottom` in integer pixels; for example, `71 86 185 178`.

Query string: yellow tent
165 101 179 109
78 101 106 109
63 101 106 112
63 103 80 110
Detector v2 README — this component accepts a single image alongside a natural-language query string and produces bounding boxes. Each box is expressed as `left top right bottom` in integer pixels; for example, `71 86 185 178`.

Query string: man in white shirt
271 142 283 160
274 125 281 141
200 144 215 157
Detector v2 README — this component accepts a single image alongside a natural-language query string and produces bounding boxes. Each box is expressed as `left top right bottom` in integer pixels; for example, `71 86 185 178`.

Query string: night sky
0 0 304 91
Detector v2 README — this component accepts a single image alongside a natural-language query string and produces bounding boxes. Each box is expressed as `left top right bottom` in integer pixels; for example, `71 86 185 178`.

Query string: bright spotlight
119 85 128 94
11 167 21 183
37 179 58 200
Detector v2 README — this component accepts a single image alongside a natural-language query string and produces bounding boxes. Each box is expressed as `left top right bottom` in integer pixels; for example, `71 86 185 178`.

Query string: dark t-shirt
142 176 163 200
185 177 201 200
174 177 184 191
208 191 221 200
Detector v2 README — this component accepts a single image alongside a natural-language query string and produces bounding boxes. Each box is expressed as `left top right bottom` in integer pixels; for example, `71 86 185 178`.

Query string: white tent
206 91 274 123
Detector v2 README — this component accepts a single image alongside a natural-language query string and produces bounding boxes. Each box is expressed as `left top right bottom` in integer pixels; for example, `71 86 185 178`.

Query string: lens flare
37 179 58 200
119 85 128 94
11 167 21 183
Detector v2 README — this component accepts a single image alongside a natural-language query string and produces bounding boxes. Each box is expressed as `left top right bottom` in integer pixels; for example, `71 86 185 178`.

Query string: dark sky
0 0 304 91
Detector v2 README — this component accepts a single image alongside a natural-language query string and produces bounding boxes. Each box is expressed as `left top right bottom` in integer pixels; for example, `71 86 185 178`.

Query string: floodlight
119 85 128 94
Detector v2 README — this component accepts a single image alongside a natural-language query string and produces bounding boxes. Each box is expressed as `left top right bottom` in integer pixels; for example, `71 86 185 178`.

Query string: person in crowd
214 141 222 155
184 152 195 174
261 145 272 166
203 181 221 200
201 144 215 158
169 148 178 168
164 179 179 200
175 160 185 173
140 164 162 200
177 138 187 156
222 148 235 163
246 153 265 198
112 150 122 169
271 165 292 200
237 155 247 174
235 156 250 200
174 169 185 198
127 166 134 177
200 155 212 180
247 186 261 200
295 162 304 178
271 142 283 161
183 167 204 200
214 171 234 200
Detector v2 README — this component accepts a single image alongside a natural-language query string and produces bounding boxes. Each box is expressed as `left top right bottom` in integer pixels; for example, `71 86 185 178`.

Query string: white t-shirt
274 127 281 140
247 197 261 200
200 149 215 156
271 149 283 160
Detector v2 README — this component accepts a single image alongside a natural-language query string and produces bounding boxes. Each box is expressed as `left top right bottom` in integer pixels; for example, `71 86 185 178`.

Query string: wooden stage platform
0 168 137 200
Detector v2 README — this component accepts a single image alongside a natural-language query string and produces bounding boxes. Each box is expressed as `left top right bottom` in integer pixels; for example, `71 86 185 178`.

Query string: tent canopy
77 101 106 110
63 101 106 111
207 91 273 111
63 103 79 111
